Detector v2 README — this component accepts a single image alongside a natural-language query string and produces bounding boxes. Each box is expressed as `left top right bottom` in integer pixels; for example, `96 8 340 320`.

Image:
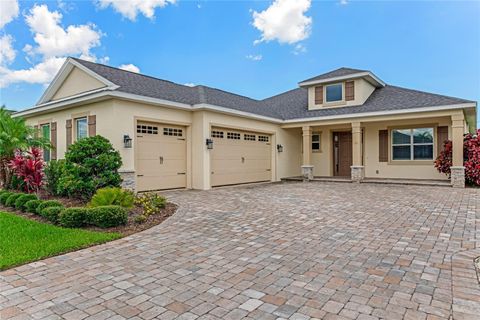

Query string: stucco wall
51 67 105 101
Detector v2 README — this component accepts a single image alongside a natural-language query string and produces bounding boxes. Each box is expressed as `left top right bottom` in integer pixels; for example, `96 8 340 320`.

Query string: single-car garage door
136 122 187 191
211 128 272 187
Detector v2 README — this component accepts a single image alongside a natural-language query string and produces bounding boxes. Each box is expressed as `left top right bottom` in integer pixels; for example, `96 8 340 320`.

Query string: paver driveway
1 182 479 320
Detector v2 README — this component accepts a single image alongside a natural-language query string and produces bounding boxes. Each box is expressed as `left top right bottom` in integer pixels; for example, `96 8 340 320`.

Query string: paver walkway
1 182 479 320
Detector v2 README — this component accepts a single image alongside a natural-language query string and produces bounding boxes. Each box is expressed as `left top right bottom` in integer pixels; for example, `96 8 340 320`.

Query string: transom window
227 132 241 140
137 125 158 134
392 128 434 160
312 132 321 151
211 130 224 138
41 124 51 162
76 117 88 140
163 128 183 137
325 83 343 102
244 134 256 141
258 135 269 142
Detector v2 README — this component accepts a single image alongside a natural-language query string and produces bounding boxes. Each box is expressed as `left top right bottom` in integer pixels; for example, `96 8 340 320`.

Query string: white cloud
292 43 306 55
252 0 312 45
0 4 104 88
0 35 16 65
119 63 140 73
340 0 348 5
0 0 19 29
184 83 195 87
97 0 176 21
246 54 262 61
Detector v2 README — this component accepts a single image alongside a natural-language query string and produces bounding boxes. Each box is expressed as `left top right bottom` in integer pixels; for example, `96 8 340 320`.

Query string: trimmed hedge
0 192 13 205
5 193 23 207
25 199 42 214
59 207 89 228
88 205 128 228
36 200 63 215
40 206 64 224
15 194 38 211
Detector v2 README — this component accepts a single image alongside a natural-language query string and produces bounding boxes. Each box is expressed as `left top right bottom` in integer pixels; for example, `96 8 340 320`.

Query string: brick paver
1 182 479 319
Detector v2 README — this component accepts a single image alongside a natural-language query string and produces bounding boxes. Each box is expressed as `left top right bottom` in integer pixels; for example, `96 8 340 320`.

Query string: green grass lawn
0 211 121 270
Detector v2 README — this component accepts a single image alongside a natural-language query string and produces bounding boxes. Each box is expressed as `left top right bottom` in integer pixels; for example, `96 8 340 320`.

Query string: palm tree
0 107 50 188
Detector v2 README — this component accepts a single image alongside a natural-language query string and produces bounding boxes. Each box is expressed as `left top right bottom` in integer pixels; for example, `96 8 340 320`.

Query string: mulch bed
1 193 177 237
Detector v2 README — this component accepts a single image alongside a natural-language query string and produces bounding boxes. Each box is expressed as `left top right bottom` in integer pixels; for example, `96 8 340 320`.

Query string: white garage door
136 122 187 191
211 128 272 187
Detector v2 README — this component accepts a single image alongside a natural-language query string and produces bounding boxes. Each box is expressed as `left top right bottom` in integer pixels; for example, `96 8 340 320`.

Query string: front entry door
333 131 352 176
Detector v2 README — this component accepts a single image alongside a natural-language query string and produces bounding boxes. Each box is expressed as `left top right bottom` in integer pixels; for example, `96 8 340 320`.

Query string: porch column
301 126 313 180
451 113 465 188
351 122 364 182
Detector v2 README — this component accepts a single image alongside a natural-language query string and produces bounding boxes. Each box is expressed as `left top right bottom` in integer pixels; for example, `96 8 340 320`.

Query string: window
137 125 158 134
163 128 183 137
211 130 224 138
41 124 51 162
258 135 269 142
325 83 343 102
76 117 88 140
392 128 434 160
244 134 256 141
312 132 321 151
227 132 241 140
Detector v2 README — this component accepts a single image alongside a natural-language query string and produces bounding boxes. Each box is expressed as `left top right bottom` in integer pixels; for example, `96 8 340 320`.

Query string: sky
0 0 479 113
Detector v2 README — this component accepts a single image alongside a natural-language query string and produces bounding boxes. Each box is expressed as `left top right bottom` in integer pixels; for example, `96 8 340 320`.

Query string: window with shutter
379 130 388 162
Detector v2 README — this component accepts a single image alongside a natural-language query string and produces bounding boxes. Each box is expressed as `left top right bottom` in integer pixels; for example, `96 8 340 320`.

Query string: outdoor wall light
277 144 284 152
123 134 132 148
206 138 213 150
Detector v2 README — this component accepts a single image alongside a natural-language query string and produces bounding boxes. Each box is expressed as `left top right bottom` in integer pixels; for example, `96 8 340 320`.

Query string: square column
351 122 364 182
451 113 465 188
301 126 313 180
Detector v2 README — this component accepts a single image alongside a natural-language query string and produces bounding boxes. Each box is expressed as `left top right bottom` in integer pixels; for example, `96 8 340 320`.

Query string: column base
119 170 136 191
451 166 465 188
350 166 364 182
301 165 314 181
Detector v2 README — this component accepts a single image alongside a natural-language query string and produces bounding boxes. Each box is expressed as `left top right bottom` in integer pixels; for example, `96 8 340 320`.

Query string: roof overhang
36 57 119 105
298 71 386 88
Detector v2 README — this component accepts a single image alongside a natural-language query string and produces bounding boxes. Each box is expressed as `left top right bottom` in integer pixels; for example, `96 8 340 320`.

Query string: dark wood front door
333 132 352 176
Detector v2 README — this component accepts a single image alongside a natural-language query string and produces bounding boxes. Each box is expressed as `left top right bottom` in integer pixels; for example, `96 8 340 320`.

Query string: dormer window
325 83 343 102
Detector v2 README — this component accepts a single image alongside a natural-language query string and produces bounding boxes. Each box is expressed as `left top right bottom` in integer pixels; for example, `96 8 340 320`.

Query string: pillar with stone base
301 126 314 181
301 165 314 181
351 165 364 183
451 166 465 188
451 113 466 188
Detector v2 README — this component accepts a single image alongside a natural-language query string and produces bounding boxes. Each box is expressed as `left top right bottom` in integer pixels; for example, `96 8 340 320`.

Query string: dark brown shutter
379 130 388 162
50 122 57 160
314 86 323 104
345 81 355 101
66 119 72 148
437 126 448 154
88 115 96 137
33 125 39 138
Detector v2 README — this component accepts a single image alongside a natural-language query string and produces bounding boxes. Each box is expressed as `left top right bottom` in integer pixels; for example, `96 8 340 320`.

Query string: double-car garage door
136 122 272 191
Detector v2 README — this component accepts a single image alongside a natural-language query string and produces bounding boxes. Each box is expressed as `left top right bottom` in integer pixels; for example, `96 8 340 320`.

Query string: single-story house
14 58 477 190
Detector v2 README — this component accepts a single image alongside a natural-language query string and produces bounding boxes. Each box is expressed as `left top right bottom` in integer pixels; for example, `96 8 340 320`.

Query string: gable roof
18 57 475 122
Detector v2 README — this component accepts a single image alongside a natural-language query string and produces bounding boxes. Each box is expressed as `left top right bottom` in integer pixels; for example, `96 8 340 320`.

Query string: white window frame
75 117 88 140
325 83 343 103
41 123 51 162
312 132 321 152
391 128 434 161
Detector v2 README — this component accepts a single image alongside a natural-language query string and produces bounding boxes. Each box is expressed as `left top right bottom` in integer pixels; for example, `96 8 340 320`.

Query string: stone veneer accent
451 166 465 188
119 171 136 190
301 165 314 181
350 165 364 182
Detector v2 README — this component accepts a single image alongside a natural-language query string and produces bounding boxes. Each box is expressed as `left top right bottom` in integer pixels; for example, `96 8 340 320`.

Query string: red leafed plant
8 147 45 193
435 129 480 186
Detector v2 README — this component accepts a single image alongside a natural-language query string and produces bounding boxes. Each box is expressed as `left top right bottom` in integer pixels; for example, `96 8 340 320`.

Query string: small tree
8 147 45 193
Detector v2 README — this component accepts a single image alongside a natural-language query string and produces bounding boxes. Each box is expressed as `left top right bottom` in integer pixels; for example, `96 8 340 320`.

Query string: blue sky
0 0 479 113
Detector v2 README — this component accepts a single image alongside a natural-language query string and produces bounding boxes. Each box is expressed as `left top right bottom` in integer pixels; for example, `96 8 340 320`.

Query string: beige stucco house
14 58 477 190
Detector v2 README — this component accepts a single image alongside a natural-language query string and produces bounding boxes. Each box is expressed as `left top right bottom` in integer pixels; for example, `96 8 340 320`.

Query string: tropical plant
434 140 453 176
8 147 45 193
44 160 66 196
57 136 122 199
0 107 50 188
88 187 134 208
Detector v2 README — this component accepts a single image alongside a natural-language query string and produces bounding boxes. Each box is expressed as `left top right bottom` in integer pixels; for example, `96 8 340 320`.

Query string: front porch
282 111 467 187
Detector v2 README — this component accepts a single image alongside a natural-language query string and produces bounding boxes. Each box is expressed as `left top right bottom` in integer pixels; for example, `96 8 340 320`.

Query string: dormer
298 68 385 110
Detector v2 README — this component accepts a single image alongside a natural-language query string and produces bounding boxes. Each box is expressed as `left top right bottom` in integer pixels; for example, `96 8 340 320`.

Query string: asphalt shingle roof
299 67 368 83
73 58 473 121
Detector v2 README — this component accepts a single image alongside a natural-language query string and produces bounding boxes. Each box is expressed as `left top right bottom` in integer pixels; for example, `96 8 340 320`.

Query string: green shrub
57 136 122 199
134 215 147 224
89 187 134 209
5 193 24 207
0 192 13 205
87 205 128 228
14 194 38 211
59 207 89 228
44 159 66 196
40 206 64 224
36 200 63 215
134 193 166 216
25 199 42 213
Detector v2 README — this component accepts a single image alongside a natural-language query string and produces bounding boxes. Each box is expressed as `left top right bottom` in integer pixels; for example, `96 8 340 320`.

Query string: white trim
37 58 119 105
192 103 282 123
298 71 385 88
